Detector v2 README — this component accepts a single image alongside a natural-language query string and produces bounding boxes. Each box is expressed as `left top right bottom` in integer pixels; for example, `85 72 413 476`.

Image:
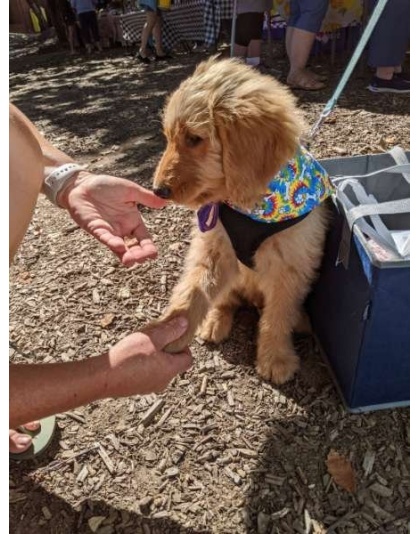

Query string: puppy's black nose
153 186 172 199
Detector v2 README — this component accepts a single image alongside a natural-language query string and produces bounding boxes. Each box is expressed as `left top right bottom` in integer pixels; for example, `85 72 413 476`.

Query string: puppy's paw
197 309 233 344
163 319 195 353
164 336 191 354
256 350 300 385
152 311 196 354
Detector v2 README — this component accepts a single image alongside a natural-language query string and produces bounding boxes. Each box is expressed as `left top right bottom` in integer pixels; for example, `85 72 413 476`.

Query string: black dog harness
197 202 310 269
219 203 309 268
219 204 309 269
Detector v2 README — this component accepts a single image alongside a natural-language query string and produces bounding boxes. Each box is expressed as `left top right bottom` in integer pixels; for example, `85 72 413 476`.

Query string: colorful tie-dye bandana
229 146 334 222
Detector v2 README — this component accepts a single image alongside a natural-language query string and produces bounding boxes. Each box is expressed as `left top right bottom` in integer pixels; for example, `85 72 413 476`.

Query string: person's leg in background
286 0 329 90
78 11 93 54
62 0 76 53
66 23 76 54
232 12 264 67
285 0 297 58
137 6 170 62
138 8 158 62
232 13 250 60
247 37 262 66
152 10 171 59
245 12 265 67
63 4 78 55
88 10 103 52
367 0 410 93
74 22 85 52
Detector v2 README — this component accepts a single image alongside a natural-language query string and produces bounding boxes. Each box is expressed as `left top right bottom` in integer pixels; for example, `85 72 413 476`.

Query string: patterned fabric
118 12 146 44
229 146 334 223
204 0 232 47
119 0 363 49
162 1 205 49
118 1 205 49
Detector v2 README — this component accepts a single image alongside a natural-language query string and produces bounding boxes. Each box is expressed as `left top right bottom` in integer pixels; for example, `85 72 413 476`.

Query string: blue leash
308 0 390 142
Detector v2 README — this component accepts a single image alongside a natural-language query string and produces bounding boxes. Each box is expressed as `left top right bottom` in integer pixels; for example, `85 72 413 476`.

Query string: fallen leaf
326 450 356 493
100 313 115 328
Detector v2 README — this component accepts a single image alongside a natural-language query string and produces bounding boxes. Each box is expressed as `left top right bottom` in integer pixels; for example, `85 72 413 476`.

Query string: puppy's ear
216 81 303 209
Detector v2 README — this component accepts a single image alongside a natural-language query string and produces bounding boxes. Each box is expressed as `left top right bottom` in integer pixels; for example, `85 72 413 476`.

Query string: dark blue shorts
288 0 329 34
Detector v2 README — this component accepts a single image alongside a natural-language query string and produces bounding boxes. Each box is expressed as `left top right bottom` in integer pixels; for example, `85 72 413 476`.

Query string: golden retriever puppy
152 58 332 384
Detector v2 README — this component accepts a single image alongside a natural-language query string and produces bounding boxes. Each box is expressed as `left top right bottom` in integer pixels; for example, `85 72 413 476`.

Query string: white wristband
43 163 86 206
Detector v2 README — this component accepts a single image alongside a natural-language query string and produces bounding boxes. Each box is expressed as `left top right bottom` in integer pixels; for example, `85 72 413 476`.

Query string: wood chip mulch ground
9 34 409 534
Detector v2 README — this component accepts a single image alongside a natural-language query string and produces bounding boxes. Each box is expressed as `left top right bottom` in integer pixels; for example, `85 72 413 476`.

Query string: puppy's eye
185 134 203 148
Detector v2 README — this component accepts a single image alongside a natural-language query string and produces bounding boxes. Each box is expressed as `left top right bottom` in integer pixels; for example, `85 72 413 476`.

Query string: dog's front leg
254 253 306 385
256 293 301 385
161 226 238 353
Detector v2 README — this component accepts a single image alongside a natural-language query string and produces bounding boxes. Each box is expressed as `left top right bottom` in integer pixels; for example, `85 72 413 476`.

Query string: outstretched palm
63 174 166 266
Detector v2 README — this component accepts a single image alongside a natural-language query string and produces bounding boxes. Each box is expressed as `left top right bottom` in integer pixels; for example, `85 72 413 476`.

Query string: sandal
287 76 326 91
311 71 328 82
9 416 56 461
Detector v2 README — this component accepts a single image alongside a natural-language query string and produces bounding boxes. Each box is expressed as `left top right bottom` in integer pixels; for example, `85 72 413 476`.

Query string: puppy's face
153 58 303 210
152 118 227 209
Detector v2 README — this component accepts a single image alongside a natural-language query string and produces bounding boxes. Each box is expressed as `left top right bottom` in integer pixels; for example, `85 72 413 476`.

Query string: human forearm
9 103 75 171
9 355 108 428
10 318 193 428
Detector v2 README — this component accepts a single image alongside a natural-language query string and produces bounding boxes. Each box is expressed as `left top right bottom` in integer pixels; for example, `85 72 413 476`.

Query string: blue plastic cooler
307 151 410 412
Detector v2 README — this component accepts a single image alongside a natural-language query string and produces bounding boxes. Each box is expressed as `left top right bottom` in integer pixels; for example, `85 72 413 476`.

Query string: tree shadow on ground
206 311 409 533
10 475 211 534
240 339 409 533
10 48 199 156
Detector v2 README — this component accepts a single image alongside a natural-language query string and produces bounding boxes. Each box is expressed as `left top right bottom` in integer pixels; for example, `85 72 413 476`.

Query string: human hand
102 316 193 398
58 172 166 266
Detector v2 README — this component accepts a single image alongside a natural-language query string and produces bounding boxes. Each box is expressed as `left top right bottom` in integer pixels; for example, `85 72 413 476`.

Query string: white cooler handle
330 149 410 266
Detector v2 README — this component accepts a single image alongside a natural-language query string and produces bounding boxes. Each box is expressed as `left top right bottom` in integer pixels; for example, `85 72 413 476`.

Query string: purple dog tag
197 203 219 232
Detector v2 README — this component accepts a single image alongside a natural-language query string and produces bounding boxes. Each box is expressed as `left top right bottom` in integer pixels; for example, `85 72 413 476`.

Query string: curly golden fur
152 58 329 384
